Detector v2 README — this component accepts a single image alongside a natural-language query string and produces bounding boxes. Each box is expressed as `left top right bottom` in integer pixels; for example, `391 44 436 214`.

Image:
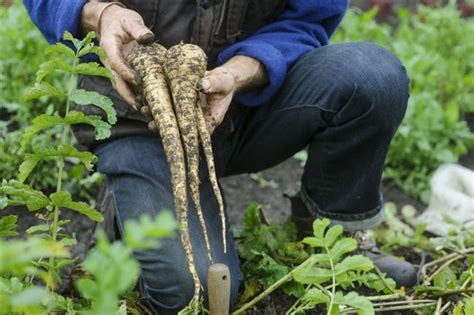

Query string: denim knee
138 247 196 314
300 42 409 135
346 42 409 132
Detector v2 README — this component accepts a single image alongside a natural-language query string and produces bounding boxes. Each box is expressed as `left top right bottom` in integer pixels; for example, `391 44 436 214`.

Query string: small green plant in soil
234 205 396 315
1 30 115 285
234 203 474 314
0 31 178 314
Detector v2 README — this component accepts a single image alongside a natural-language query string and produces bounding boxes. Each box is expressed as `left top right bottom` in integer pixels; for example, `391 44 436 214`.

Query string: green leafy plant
0 210 177 314
289 219 376 314
234 206 396 315
370 203 474 314
234 203 474 314
237 203 309 303
334 4 474 202
0 31 115 312
0 3 70 191
1 31 115 285
76 212 177 315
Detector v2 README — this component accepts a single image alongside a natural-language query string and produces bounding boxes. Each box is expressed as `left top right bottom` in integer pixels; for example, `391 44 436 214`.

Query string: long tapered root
196 104 227 253
165 44 213 263
127 43 201 301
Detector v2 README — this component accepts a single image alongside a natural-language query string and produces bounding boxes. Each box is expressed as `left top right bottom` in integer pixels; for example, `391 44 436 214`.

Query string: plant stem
232 258 313 315
373 299 436 307
285 301 299 315
372 303 436 312
285 285 312 315
439 301 451 314
374 265 395 294
431 288 474 297
325 242 336 315
420 247 474 281
435 297 442 315
47 53 78 285
366 293 401 301
341 302 437 314
426 255 464 283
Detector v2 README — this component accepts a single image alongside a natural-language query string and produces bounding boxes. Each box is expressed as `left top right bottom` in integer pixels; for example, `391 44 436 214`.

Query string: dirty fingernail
199 79 211 92
137 32 154 44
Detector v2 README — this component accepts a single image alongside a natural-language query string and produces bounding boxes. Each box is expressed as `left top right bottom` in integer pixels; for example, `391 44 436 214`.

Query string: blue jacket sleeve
217 0 349 107
23 0 86 44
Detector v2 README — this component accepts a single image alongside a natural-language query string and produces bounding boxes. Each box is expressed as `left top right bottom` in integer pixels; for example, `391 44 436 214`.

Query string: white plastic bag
416 164 474 236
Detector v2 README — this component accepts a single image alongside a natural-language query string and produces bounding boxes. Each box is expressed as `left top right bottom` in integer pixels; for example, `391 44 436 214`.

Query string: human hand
198 55 268 134
198 67 237 134
81 2 154 110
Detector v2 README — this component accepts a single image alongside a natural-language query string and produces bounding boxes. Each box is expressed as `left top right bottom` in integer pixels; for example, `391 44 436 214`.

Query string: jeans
94 42 409 314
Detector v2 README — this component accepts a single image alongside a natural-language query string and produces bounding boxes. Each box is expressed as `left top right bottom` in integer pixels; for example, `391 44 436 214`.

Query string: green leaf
36 58 71 83
303 236 325 248
18 154 41 183
81 31 97 47
50 191 103 222
63 31 82 50
466 297 474 315
79 43 106 61
21 112 112 148
0 237 68 275
26 223 50 234
70 89 117 124
45 42 75 58
293 266 333 284
359 272 396 294
333 291 374 315
253 252 289 288
0 196 9 210
24 82 65 101
77 231 141 313
242 203 262 234
19 145 97 183
301 288 330 305
10 287 51 307
313 218 331 239
329 238 358 262
76 278 98 299
74 62 114 81
334 255 374 275
56 258 77 269
325 225 344 248
433 266 457 289
0 215 18 238
20 114 63 149
124 211 177 250
63 31 75 43
0 180 50 211
311 253 331 265
64 111 112 140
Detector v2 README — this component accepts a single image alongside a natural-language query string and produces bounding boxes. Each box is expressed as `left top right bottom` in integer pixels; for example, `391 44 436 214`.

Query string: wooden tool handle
208 263 231 315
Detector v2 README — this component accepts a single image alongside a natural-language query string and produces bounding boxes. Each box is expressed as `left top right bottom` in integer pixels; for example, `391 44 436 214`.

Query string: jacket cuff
217 41 287 107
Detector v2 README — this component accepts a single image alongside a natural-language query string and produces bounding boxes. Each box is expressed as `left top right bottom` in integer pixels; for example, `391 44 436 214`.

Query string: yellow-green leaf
50 191 103 222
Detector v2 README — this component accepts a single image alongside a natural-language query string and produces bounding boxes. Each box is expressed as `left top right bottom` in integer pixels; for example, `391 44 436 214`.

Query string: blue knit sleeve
217 0 349 107
23 0 87 44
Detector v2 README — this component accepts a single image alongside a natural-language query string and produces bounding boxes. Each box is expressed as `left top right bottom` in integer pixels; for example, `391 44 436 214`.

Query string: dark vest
75 0 287 147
